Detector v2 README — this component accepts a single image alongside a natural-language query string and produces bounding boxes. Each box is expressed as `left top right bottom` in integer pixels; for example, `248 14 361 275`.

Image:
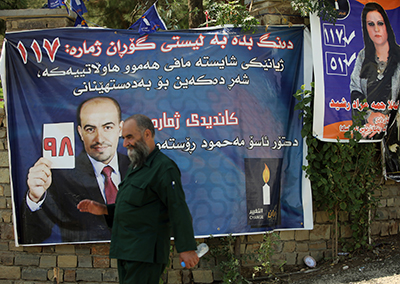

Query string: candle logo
245 158 282 228
262 163 270 205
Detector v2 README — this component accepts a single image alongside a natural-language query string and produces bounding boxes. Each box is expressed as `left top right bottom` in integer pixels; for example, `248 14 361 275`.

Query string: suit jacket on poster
20 151 130 245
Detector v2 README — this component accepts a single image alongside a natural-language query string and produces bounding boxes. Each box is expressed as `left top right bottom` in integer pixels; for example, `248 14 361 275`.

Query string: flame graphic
262 163 270 183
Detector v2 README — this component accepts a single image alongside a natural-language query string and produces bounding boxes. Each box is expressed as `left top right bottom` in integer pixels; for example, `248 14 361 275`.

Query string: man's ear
77 125 83 141
144 129 152 140
119 121 124 136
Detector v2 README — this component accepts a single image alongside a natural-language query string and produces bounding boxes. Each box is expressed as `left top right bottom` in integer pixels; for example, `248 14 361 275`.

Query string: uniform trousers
117 259 166 284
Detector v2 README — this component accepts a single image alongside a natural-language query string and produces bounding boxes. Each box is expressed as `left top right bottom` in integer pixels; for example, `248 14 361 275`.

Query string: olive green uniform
106 148 196 283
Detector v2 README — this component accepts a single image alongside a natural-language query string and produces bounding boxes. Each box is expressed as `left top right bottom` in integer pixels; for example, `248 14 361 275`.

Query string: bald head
77 97 121 127
76 97 123 164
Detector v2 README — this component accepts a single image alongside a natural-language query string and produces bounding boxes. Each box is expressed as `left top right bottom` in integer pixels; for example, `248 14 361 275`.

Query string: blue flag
47 0 66 9
128 3 167 35
74 15 88 27
71 0 88 16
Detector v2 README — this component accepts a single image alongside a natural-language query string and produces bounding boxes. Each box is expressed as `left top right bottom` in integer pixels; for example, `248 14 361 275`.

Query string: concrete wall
1 5 400 284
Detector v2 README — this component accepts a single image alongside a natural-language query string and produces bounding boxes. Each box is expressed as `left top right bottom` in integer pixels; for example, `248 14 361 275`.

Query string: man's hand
77 199 108 215
179 250 199 269
27 157 52 203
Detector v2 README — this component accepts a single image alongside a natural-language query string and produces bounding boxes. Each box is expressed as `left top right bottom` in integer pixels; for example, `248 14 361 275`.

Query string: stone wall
0 9 75 32
249 0 309 26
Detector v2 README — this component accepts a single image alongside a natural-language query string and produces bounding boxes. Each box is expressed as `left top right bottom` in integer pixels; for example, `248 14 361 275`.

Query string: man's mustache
126 144 138 150
90 142 112 149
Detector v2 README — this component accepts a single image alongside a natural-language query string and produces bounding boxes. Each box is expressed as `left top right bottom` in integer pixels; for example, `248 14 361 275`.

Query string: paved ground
249 235 400 284
289 253 400 284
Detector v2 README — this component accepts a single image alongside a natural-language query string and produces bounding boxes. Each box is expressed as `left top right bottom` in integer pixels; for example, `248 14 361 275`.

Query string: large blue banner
2 26 311 245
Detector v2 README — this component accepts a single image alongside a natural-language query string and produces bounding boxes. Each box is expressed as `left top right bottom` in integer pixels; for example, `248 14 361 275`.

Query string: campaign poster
311 0 400 181
1 25 313 246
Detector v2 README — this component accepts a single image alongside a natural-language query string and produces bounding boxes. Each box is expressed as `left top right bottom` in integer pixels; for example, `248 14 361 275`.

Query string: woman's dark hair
361 2 399 61
360 2 400 79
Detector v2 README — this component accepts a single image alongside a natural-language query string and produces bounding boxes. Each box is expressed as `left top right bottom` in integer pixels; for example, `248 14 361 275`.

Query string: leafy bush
294 84 381 254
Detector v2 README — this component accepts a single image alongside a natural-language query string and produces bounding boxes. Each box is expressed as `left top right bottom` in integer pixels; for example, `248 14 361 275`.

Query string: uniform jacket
107 147 197 264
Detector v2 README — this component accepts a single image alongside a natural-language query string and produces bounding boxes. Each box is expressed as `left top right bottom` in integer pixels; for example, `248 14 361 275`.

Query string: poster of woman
350 2 400 140
311 1 400 181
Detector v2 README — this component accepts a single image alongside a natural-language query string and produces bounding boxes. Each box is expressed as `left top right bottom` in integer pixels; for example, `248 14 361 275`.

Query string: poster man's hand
27 157 52 203
77 199 108 215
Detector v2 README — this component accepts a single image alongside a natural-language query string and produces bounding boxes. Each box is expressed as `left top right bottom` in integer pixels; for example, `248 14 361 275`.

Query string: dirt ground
251 235 400 284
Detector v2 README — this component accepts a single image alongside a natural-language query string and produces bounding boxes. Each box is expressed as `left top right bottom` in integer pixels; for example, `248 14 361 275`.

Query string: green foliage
0 0 27 9
208 233 281 283
157 0 190 30
17 0 258 31
85 0 190 30
26 0 47 8
85 0 139 29
253 232 281 278
208 235 251 284
0 87 3 109
294 84 381 252
291 0 338 23
0 0 29 35
205 0 260 32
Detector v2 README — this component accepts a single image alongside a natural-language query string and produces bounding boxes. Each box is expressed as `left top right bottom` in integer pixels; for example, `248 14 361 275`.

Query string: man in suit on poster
21 96 130 244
